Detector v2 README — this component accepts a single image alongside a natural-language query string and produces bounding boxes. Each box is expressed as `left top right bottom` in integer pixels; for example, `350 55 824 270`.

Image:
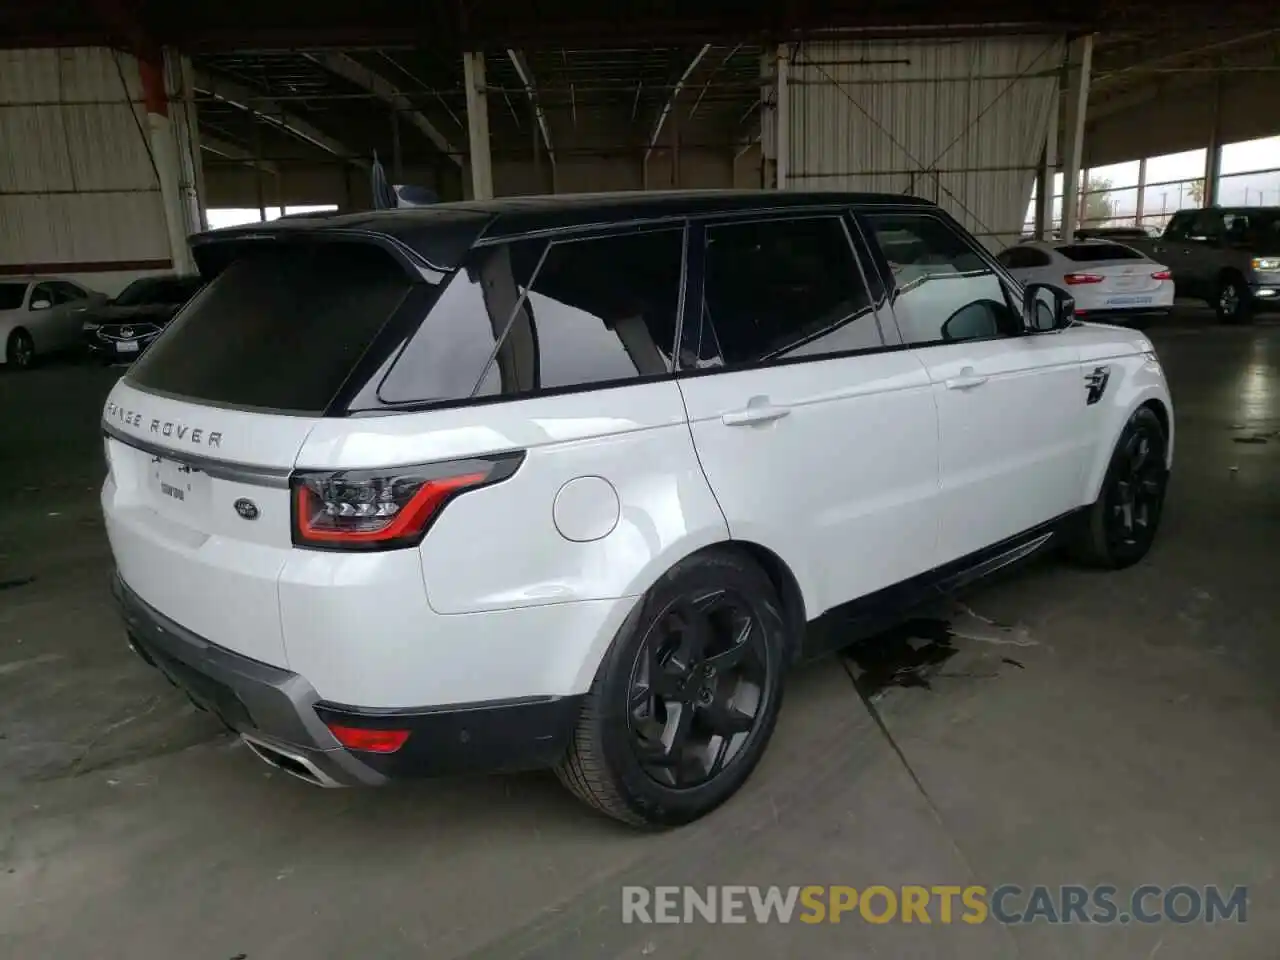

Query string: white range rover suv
102 192 1173 826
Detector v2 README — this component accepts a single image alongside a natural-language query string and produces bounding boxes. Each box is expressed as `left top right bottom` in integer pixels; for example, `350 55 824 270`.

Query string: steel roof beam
306 51 463 165
507 50 556 167
194 70 366 167
644 44 710 162
199 133 278 174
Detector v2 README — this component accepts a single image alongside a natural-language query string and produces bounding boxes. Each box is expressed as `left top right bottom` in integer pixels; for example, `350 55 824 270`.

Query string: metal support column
775 44 790 190
1060 34 1093 241
1036 81 1060 239
1135 157 1147 226
463 52 493 200
1204 73 1224 207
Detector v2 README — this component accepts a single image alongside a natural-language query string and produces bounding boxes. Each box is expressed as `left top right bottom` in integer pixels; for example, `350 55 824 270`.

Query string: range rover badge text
234 498 260 521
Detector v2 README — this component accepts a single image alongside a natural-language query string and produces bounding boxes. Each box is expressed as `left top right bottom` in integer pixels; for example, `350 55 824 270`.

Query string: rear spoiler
188 230 448 285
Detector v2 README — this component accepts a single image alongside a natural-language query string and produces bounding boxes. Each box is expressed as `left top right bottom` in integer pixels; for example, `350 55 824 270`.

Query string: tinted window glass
1057 243 1144 262
0 283 28 310
1163 213 1193 241
700 216 880 366
1223 210 1280 246
113 278 162 306
379 228 683 405
129 242 416 414
866 213 1020 345
29 283 54 308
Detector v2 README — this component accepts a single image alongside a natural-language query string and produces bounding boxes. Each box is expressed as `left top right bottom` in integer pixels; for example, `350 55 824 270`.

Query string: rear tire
5 329 35 370
1215 273 1252 324
1067 406 1169 569
555 548 788 827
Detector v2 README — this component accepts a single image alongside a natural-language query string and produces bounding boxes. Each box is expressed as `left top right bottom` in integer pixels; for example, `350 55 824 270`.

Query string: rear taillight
290 452 524 551
1064 273 1104 285
1151 270 1171 280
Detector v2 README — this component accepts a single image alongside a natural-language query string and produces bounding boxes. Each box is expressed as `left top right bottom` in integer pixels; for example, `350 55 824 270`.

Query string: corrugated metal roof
785 37 1065 248
0 47 168 265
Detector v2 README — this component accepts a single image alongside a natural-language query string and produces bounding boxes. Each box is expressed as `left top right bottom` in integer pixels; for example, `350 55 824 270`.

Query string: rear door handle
945 367 989 390
721 396 792 426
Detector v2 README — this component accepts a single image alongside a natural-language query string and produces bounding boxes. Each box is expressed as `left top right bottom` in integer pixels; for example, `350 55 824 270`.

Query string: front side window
378 228 684 405
698 216 881 366
865 213 1021 346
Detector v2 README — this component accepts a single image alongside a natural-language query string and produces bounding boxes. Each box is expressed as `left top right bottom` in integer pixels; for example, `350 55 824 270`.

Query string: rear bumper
1074 305 1173 323
114 574 583 786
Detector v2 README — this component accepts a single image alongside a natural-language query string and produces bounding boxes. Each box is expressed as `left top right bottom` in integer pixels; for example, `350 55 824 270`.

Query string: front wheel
556 549 788 827
1216 275 1252 324
5 329 35 370
1067 406 1169 569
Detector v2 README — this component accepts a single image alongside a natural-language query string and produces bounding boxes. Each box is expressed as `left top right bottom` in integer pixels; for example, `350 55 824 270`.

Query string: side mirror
1023 282 1075 332
29 298 52 311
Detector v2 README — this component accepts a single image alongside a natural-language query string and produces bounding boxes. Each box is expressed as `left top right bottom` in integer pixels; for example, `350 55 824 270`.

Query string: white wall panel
786 37 1065 249
0 47 170 271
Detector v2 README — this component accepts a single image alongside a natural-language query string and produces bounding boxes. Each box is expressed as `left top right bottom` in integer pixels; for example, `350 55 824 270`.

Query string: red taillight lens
1151 270 1171 280
325 723 410 754
1064 273 1104 285
290 452 524 550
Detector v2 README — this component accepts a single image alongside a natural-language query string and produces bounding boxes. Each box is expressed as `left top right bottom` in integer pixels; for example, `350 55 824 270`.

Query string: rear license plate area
148 455 210 510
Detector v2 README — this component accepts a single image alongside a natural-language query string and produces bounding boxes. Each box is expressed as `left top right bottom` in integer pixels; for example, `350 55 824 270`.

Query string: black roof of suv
190 190 935 272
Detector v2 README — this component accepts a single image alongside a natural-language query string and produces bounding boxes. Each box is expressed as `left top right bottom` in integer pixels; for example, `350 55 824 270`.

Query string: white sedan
0 276 106 369
997 240 1174 325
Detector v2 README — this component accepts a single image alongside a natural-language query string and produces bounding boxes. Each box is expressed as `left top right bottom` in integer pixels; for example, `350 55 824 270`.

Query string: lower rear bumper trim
113 573 583 785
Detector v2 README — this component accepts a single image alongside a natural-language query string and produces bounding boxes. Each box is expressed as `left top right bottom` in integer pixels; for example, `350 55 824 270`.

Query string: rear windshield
0 283 26 311
1056 242 1144 262
127 242 416 414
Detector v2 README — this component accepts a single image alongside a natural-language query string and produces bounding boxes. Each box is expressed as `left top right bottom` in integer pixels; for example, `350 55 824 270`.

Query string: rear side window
128 242 415 414
698 216 880 366
0 283 26 310
378 228 683 405
1057 243 1143 262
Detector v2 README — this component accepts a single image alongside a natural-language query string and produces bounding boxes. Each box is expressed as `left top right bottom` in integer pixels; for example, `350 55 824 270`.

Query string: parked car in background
83 274 205 364
102 192 1174 826
1121 207 1280 322
0 277 106 370
997 240 1173 326
1074 226 1160 241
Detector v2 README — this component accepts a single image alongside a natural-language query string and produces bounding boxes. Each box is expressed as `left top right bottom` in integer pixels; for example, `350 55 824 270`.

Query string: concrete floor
1 308 1277 959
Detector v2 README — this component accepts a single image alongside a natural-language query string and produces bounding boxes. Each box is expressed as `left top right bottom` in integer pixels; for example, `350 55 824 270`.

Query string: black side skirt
800 510 1079 659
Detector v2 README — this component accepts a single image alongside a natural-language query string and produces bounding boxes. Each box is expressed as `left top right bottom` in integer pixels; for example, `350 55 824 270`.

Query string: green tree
1188 178 1205 206
1083 176 1116 224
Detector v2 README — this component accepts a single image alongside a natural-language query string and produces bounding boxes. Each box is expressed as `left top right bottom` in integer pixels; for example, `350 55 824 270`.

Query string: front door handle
722 396 792 426
945 367 989 390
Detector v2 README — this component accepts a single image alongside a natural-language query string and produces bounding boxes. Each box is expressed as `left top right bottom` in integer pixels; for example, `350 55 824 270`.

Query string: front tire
1215 274 1252 324
5 329 35 370
1067 406 1169 569
556 549 788 827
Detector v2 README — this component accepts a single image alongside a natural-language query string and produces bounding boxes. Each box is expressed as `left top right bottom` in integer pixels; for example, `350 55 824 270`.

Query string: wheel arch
1084 384 1174 504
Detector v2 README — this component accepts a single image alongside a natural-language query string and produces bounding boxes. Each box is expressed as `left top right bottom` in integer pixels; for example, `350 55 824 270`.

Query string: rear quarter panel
296 380 731 616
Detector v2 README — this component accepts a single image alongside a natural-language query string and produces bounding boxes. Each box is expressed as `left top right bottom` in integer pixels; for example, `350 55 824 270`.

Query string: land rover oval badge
234 498 259 521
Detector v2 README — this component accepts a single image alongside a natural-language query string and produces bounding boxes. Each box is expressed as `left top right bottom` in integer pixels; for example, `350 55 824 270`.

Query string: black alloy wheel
626 588 768 790
5 329 35 370
556 549 788 827
1216 275 1252 324
1068 406 1169 569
